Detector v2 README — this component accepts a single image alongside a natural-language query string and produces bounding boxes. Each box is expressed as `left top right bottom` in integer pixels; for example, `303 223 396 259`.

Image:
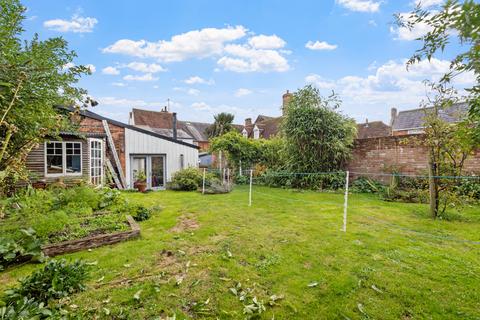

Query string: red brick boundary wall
347 134 480 179
42 215 140 257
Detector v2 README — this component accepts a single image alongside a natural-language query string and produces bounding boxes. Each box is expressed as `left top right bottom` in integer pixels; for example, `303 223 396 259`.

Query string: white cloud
191 102 212 111
85 64 96 73
305 40 338 51
390 13 433 41
218 44 289 73
125 62 166 73
98 97 159 107
336 0 381 12
102 66 120 75
305 74 336 89
112 82 126 87
184 76 214 85
248 35 286 49
123 73 158 81
306 58 475 121
103 26 247 62
235 88 253 97
414 0 444 7
188 88 200 96
368 20 377 27
43 14 97 33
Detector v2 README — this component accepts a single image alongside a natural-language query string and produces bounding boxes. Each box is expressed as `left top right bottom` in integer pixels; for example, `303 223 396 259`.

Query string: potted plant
134 170 147 192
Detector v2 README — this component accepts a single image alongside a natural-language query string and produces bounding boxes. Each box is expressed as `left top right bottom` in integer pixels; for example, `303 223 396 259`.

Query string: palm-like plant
206 113 235 138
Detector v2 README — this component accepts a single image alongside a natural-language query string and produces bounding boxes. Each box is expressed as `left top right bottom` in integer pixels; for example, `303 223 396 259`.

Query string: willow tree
281 85 356 173
0 0 90 194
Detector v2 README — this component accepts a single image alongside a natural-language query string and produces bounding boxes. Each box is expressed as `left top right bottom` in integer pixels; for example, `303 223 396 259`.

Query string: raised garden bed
42 215 140 257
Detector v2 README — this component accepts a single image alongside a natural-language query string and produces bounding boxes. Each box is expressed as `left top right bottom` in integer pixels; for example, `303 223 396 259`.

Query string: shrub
0 228 44 271
4 259 89 304
258 170 346 191
351 177 385 194
169 168 203 191
235 174 249 185
0 297 53 319
132 205 151 222
203 180 233 194
456 178 480 200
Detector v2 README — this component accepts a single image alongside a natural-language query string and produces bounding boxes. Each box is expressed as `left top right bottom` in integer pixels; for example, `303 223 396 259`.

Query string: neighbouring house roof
356 121 391 139
135 125 193 140
392 102 469 131
131 108 242 143
244 115 282 139
59 106 199 149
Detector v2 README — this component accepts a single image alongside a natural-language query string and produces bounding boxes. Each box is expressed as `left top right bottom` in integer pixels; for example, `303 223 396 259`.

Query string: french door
131 155 166 190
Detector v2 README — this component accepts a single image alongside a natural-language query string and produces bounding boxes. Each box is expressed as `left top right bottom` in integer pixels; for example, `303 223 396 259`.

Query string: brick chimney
172 112 177 140
245 118 252 127
282 90 292 116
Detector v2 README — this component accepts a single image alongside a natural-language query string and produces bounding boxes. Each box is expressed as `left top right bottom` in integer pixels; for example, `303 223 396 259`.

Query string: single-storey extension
25 107 199 190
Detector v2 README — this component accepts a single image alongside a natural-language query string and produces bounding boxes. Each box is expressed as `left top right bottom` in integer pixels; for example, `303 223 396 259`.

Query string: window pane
47 155 63 174
66 154 81 173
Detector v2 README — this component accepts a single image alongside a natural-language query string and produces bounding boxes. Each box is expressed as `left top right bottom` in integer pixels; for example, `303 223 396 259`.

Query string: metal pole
227 168 230 185
202 168 206 194
343 171 349 232
249 169 253 206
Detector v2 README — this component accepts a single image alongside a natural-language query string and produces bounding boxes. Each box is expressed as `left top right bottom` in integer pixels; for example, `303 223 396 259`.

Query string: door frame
130 154 167 190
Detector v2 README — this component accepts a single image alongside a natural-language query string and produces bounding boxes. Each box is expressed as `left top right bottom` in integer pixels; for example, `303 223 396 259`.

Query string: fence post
249 169 253 207
227 168 230 185
202 168 206 194
343 170 349 232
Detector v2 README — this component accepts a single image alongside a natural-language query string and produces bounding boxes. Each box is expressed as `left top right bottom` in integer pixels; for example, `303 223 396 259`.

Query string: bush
0 228 44 271
351 177 385 194
456 178 480 200
258 170 346 191
169 168 203 191
203 180 233 194
132 205 151 222
235 174 249 185
0 297 54 319
4 259 89 304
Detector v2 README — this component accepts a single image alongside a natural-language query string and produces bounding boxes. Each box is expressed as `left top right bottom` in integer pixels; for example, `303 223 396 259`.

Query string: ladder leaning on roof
102 120 127 189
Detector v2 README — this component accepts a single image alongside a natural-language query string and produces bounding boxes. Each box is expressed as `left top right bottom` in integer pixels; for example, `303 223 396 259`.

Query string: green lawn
2 186 480 319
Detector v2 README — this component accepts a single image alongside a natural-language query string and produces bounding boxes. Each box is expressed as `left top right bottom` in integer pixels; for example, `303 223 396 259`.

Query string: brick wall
78 117 126 174
347 134 480 179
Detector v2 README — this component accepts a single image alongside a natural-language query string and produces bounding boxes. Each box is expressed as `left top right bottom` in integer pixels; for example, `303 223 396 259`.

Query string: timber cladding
42 215 140 257
25 136 89 184
347 134 480 178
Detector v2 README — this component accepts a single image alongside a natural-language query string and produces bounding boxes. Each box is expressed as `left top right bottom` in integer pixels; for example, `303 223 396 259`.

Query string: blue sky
23 0 473 125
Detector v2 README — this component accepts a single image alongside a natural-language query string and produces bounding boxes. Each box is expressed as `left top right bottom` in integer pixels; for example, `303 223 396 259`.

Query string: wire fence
200 167 480 244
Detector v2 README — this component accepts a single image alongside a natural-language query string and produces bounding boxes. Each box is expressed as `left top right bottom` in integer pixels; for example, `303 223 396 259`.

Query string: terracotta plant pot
135 181 147 193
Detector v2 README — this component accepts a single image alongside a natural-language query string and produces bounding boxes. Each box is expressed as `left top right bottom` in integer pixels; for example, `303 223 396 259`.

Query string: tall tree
282 85 356 173
395 0 480 139
206 113 235 138
0 0 90 193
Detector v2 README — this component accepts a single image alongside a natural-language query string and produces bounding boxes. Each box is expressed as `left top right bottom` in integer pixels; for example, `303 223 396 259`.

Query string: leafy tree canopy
281 85 357 173
205 112 235 138
0 0 90 191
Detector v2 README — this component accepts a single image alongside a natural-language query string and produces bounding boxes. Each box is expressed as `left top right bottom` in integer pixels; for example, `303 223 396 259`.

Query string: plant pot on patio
134 170 147 193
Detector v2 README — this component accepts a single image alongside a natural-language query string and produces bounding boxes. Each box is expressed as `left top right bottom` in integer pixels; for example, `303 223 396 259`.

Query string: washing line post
343 170 350 232
248 169 253 207
202 168 206 194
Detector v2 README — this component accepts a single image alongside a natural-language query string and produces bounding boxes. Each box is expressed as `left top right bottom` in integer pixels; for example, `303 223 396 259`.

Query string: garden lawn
1 186 480 319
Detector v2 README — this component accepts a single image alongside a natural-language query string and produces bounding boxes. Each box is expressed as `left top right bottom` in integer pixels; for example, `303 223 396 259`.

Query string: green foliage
205 112 235 138
210 131 263 170
132 205 152 222
259 170 346 191
396 0 480 139
282 85 356 173
0 186 129 244
4 259 89 304
351 177 385 194
169 168 203 191
135 170 147 183
0 0 91 194
456 178 480 199
235 174 249 185
0 297 53 319
0 228 44 271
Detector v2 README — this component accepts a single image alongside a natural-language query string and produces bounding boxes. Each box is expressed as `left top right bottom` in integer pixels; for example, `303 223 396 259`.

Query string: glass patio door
151 156 165 189
132 156 147 182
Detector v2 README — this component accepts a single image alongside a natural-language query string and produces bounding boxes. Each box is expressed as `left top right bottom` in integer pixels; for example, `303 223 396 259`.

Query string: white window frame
89 138 104 186
44 141 83 177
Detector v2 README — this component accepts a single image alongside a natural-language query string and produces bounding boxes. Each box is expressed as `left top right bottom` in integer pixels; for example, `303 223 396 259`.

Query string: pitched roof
135 125 193 140
180 121 211 141
356 121 391 139
392 102 469 131
59 106 199 149
131 108 174 129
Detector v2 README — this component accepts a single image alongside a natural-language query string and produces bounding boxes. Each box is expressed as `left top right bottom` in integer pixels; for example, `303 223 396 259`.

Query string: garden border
42 215 140 257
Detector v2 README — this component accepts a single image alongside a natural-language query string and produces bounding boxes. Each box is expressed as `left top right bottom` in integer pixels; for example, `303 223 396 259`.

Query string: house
390 103 469 136
242 90 392 140
25 107 199 190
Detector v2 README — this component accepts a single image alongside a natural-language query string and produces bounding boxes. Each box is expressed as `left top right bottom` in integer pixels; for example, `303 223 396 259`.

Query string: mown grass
2 186 480 319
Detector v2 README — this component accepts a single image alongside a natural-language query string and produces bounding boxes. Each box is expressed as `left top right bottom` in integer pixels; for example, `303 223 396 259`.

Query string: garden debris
170 215 199 233
371 284 383 294
133 289 142 301
307 282 318 287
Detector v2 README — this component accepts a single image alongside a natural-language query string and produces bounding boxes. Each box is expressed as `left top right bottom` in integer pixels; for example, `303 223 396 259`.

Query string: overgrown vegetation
0 0 92 195
1 259 90 318
0 186 130 244
168 167 232 194
0 228 43 271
